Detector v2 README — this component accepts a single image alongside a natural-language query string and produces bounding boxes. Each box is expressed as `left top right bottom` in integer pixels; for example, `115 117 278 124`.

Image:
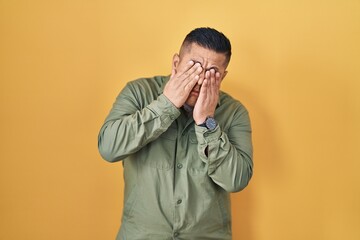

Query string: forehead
181 43 227 68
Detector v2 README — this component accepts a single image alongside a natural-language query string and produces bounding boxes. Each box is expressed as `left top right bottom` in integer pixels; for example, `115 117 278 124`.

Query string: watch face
206 117 217 130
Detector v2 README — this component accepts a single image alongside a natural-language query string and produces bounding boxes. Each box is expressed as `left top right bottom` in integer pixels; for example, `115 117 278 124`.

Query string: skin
163 43 228 124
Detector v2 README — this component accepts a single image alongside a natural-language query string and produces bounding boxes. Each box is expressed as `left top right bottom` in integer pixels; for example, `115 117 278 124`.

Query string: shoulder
118 75 169 108
217 91 251 129
126 75 168 93
219 91 249 115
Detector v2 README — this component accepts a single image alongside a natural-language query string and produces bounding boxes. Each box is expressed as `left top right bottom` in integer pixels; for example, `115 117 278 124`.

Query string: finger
210 69 216 80
200 70 210 97
197 70 208 85
181 60 195 73
197 76 204 85
205 70 210 81
182 64 203 90
184 63 202 82
178 61 199 78
184 69 202 92
209 69 216 96
215 71 221 89
173 60 193 79
199 78 208 101
170 61 199 88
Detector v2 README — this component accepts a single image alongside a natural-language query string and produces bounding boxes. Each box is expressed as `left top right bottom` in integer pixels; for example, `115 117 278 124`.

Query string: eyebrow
192 60 220 72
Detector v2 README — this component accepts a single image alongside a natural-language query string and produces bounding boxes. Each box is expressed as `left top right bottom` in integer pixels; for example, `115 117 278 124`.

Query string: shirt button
177 199 182 204
177 163 183 169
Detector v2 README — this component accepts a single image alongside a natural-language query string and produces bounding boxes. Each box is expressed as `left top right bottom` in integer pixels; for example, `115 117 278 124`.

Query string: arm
195 108 253 192
98 82 180 162
98 61 203 162
193 70 253 192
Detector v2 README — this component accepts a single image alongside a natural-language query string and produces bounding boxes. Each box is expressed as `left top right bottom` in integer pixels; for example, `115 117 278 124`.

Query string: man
98 27 253 240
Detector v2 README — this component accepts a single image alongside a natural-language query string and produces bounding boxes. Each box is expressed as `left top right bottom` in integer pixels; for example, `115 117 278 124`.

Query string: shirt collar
158 75 170 94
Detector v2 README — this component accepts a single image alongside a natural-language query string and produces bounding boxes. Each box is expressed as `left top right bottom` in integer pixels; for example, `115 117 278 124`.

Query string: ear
221 70 228 81
172 53 180 72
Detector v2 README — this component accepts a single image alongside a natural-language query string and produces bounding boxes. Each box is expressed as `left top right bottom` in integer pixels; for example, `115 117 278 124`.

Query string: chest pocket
147 126 177 170
189 129 198 143
159 126 177 141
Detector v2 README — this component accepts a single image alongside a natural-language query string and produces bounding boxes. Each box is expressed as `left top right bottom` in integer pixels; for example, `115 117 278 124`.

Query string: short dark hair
182 27 232 64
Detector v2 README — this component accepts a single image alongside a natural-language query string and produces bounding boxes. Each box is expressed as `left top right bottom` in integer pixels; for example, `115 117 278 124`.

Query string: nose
198 68 206 80
195 69 204 86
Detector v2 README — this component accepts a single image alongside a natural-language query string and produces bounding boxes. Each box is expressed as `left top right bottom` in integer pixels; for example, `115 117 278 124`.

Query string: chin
185 98 197 107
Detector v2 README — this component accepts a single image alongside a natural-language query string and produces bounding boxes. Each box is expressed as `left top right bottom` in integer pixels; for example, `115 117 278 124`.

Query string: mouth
190 90 199 96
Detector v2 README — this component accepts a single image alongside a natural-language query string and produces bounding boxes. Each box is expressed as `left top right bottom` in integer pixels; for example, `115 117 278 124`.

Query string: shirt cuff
146 94 181 127
195 124 221 145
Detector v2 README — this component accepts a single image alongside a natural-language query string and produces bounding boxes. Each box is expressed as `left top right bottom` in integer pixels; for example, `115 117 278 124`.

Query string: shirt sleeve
194 108 253 192
98 82 180 162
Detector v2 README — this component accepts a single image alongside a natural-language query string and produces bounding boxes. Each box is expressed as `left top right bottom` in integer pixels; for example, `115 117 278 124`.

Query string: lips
190 90 199 96
192 89 199 93
190 85 201 96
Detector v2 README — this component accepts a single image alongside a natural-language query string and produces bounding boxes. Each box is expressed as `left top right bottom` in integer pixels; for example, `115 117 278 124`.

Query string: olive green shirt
98 75 253 240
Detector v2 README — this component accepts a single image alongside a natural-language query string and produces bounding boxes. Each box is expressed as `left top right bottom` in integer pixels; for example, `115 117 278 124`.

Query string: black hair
182 27 232 64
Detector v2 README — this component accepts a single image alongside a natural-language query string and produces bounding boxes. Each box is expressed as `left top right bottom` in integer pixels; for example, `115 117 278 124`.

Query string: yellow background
1 0 359 239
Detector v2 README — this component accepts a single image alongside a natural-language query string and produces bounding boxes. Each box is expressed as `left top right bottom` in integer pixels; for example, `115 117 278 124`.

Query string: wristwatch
198 117 217 130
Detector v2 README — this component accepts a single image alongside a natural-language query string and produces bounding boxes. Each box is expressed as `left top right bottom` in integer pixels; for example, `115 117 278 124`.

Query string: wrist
195 117 207 125
194 113 214 125
162 93 181 108
196 116 217 130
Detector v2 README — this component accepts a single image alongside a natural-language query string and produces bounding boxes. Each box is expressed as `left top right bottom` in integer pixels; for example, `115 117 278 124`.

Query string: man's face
173 43 228 107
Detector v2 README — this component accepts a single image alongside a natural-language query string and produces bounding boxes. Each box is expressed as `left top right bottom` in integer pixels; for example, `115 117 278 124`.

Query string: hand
193 69 221 124
163 61 203 108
